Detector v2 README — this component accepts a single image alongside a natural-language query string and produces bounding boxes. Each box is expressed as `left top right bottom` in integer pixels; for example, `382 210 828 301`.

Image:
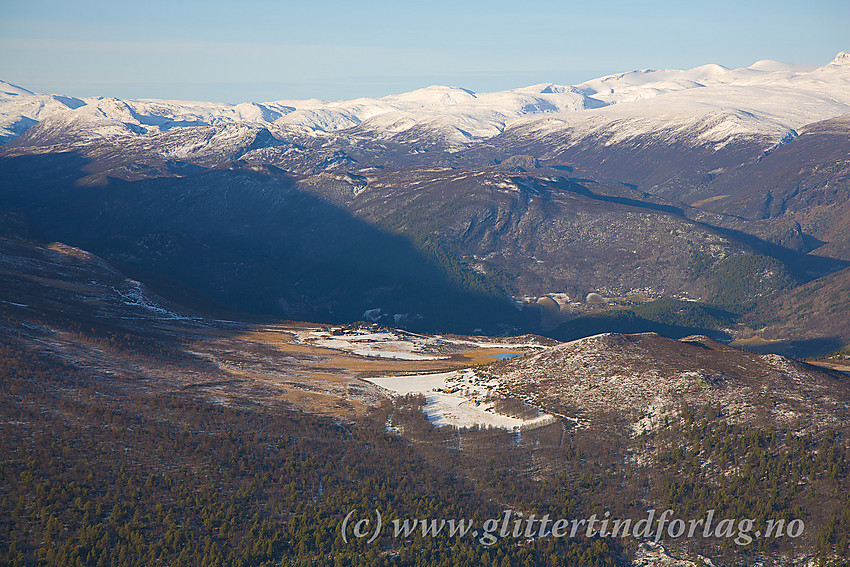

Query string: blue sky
1 0 847 103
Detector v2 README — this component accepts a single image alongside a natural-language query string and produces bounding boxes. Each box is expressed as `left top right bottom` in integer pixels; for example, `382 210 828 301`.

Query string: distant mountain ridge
2 52 848 150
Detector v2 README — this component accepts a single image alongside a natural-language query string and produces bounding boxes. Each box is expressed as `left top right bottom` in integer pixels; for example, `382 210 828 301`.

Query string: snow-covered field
293 327 547 361
367 369 557 429
294 328 450 360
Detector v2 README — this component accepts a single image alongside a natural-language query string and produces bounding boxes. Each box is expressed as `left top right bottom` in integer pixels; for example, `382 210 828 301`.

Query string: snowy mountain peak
390 85 478 107
538 84 573 94
747 59 817 72
0 81 34 98
828 51 850 67
690 63 730 74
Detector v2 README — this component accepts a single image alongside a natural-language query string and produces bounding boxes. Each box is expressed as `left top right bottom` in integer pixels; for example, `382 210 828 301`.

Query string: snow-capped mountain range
2 52 849 151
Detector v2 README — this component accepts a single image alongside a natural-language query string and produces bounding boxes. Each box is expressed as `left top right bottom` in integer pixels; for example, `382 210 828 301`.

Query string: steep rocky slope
741 266 850 355
697 115 850 261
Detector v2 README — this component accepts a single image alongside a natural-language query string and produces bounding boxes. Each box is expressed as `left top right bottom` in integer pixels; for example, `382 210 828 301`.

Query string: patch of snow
112 279 184 319
350 349 447 361
295 328 449 360
632 542 715 567
367 369 555 429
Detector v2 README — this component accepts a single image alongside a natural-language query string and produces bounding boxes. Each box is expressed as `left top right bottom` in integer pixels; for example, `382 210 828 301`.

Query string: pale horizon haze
1 0 848 103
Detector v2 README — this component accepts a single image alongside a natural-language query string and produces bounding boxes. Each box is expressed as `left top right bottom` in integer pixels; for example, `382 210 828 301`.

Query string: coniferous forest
2 328 850 567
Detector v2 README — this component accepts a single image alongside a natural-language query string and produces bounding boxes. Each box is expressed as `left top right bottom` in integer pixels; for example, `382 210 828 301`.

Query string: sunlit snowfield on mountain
2 52 849 149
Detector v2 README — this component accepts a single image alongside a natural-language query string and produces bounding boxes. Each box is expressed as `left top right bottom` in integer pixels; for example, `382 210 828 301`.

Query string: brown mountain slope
740 265 850 356
491 332 850 431
698 115 850 261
